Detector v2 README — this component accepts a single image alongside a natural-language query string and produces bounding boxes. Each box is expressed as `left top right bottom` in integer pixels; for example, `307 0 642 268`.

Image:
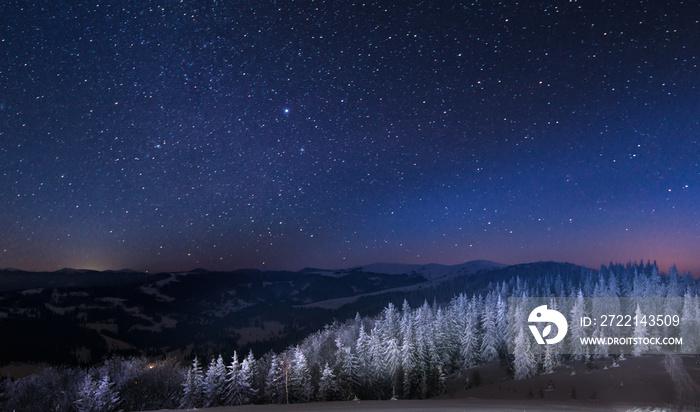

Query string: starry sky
0 1 698 274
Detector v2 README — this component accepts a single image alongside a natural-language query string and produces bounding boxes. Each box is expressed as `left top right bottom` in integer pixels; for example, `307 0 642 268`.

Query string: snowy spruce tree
180 357 205 409
354 325 373 395
513 326 536 380
241 350 259 402
76 374 120 412
495 294 509 355
264 354 285 404
680 289 698 353
434 307 456 371
479 297 500 362
76 374 100 412
631 304 648 356
289 346 313 403
204 355 227 407
226 351 252 406
334 338 357 400
96 375 120 411
383 337 402 396
542 343 557 374
317 363 340 401
568 290 587 359
400 318 419 398
460 298 481 369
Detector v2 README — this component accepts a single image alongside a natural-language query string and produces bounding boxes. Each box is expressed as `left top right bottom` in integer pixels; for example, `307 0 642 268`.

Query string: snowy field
153 398 661 412
153 355 699 412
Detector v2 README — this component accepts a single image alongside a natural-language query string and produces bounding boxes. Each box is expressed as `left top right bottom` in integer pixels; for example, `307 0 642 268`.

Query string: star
0 1 696 274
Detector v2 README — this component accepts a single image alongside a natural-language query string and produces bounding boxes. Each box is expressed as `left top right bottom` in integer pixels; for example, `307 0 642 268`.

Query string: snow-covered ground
140 284 176 302
302 260 506 309
152 398 658 411
308 260 505 279
351 260 505 280
664 354 700 408
150 355 693 412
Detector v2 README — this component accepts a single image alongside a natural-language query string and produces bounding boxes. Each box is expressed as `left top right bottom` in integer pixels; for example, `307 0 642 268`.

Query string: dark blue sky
0 1 698 274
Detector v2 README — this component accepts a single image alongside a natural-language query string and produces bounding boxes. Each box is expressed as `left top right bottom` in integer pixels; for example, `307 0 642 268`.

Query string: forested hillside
2 260 697 411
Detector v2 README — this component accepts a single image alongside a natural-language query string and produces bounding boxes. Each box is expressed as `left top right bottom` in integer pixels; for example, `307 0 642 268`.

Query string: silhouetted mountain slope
0 260 570 367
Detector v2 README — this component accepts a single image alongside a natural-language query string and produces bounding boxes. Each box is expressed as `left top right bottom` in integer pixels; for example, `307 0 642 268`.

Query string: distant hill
0 260 572 370
351 260 506 279
0 268 154 292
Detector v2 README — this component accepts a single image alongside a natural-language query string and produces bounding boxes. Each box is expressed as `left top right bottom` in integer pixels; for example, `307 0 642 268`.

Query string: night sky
0 1 698 274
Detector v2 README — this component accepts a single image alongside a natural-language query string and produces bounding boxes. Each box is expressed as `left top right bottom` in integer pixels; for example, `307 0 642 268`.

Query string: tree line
1 261 698 411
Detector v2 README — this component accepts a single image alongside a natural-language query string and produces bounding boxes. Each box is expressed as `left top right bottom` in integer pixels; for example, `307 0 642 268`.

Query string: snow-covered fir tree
460 297 481 369
631 303 648 356
264 354 285 404
317 363 340 401
400 317 418 398
180 357 205 409
513 326 536 380
226 351 252 406
289 346 313 403
204 355 227 407
383 337 401 396
241 350 259 402
76 374 120 412
680 289 698 353
479 295 500 362
568 290 587 359
334 338 357 400
542 343 557 374
495 293 509 355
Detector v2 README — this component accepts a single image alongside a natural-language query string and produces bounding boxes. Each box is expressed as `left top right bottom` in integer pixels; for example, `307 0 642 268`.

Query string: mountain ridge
0 260 507 291
0 260 586 369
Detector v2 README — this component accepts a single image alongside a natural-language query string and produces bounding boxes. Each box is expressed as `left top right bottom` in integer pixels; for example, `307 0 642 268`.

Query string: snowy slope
305 260 505 279
352 260 506 279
